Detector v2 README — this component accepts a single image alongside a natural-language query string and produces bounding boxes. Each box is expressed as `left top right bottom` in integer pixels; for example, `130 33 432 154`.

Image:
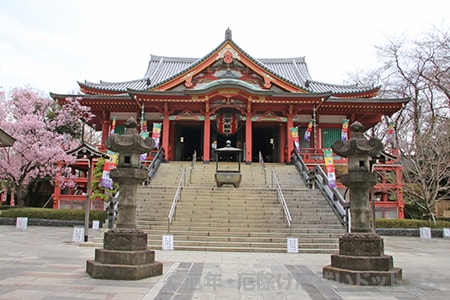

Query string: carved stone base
323 265 402 286
86 229 163 280
323 233 402 286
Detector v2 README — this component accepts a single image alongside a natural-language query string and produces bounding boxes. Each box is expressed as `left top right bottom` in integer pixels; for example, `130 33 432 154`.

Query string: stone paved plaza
0 225 449 299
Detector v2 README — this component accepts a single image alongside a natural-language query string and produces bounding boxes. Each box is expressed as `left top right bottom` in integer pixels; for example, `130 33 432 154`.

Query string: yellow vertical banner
341 119 349 141
304 119 313 141
289 127 300 152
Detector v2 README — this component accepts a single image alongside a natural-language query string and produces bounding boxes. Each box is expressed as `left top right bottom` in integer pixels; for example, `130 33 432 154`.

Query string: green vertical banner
289 127 300 152
341 119 349 141
152 123 162 149
323 149 337 188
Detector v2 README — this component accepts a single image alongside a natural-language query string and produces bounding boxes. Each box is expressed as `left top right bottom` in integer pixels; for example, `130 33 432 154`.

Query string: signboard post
419 227 432 239
287 237 298 253
162 235 174 250
72 226 85 243
16 217 28 230
92 220 100 230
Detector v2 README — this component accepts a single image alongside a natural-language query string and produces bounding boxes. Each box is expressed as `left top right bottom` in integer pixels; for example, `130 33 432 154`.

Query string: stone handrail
271 169 292 228
168 168 186 232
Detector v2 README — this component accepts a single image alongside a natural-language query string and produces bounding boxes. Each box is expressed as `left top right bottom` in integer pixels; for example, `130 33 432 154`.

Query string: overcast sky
0 0 448 95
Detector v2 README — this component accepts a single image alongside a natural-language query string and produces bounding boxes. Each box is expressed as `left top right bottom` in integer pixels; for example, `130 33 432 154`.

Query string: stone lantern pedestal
323 232 401 286
86 118 162 280
322 121 401 286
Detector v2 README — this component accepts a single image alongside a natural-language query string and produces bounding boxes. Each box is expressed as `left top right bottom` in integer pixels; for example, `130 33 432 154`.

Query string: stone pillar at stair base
86 117 162 280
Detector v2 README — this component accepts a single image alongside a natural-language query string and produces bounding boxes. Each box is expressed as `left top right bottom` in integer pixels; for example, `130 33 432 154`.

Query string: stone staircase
133 161 345 253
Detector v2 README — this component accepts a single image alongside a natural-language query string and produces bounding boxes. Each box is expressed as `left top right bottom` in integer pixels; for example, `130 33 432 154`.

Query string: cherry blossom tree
0 87 94 207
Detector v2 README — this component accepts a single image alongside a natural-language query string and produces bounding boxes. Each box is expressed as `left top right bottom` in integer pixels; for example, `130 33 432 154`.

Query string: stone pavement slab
0 226 449 299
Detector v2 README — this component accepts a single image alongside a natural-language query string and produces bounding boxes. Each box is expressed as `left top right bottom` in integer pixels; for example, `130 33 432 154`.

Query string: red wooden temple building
51 29 408 218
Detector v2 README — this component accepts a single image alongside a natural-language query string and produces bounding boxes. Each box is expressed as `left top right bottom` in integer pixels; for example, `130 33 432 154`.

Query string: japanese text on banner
304 119 313 141
323 149 337 188
341 119 349 141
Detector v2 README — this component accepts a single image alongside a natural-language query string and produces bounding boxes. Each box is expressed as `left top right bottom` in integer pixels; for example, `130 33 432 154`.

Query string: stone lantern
323 121 402 286
86 117 163 280
104 117 155 228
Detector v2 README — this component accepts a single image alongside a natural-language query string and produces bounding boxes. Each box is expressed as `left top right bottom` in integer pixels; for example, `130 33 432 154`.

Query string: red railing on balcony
297 148 347 165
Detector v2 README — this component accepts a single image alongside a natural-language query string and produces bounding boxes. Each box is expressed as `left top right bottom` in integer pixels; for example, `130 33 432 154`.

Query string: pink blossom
0 87 94 207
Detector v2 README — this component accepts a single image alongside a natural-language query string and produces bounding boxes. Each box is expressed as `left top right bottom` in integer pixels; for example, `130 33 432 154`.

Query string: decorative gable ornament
224 51 233 64
217 46 239 64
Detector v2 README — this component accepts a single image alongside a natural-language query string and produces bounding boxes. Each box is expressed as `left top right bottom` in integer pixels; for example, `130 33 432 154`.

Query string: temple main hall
51 29 407 165
50 29 408 221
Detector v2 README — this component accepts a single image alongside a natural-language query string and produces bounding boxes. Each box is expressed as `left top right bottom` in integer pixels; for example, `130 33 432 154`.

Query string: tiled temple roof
79 33 378 96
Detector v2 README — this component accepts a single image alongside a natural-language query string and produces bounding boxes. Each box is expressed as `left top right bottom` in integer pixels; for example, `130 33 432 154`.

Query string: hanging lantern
216 112 240 136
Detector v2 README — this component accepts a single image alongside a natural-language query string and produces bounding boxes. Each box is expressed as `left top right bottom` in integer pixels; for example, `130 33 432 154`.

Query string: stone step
132 162 345 253
142 228 343 236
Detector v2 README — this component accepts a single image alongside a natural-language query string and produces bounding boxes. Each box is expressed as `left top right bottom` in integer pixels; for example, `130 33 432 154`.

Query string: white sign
419 227 432 239
162 235 174 250
72 226 85 243
443 228 450 238
287 237 298 253
92 220 100 230
16 217 28 229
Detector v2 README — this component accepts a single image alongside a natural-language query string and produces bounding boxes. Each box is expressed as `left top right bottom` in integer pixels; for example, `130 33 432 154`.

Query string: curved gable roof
80 30 378 97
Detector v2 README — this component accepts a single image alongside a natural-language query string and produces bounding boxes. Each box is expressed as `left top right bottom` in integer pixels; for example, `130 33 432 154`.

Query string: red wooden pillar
203 113 211 162
245 113 252 164
162 113 170 161
279 124 286 163
52 163 62 209
286 114 294 163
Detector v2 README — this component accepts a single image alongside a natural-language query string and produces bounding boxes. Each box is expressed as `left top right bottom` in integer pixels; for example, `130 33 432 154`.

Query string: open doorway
174 124 203 161
252 126 279 162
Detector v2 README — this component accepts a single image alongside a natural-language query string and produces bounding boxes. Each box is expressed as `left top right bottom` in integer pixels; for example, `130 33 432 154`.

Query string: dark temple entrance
174 124 203 161
252 126 279 163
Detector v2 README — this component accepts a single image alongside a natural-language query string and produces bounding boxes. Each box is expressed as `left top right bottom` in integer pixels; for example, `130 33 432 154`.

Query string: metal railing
291 151 349 229
271 169 292 228
168 168 186 232
143 148 165 185
258 151 267 186
189 150 197 184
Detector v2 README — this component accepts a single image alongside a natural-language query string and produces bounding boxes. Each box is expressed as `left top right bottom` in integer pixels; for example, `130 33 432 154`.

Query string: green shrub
376 218 450 229
0 208 107 222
